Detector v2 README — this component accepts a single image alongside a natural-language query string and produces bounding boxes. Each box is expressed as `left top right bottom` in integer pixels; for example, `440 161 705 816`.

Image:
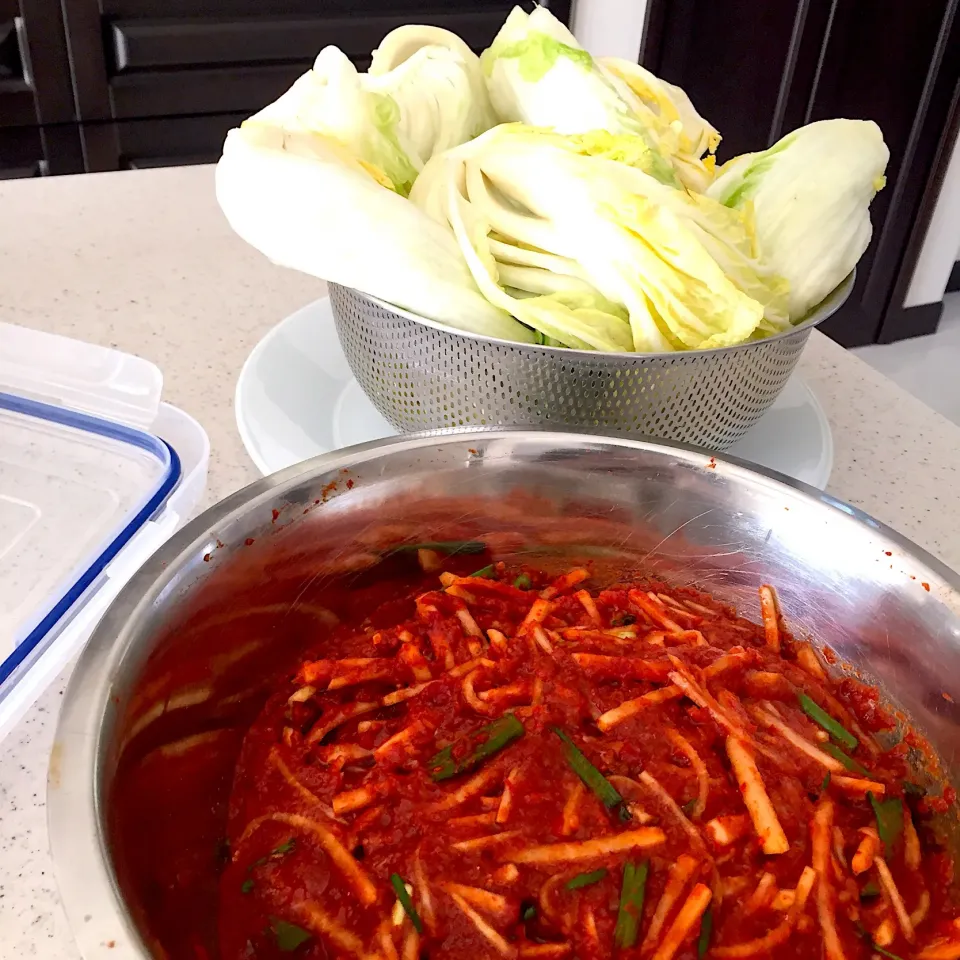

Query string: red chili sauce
215 558 959 960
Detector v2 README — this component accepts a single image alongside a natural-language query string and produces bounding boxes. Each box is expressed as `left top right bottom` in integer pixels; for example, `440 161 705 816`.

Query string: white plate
236 297 834 487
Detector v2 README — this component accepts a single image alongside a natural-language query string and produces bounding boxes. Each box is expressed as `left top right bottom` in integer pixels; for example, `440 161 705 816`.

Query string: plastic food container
0 322 209 742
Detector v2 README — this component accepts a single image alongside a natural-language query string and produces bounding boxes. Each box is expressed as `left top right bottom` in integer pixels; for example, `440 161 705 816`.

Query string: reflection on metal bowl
48 429 960 958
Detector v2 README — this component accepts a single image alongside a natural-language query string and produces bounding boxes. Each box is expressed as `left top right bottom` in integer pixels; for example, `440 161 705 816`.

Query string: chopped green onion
697 905 713 959
241 878 254 895
428 747 454 780
860 881 881 899
393 540 486 555
871 946 906 960
798 693 858 750
681 799 697 815
270 918 312 952
856 922 905 960
566 869 607 890
821 742 869 775
470 564 495 579
868 792 904 852
552 727 630 823
513 573 532 589
820 773 831 793
429 715 525 781
614 860 648 948
390 874 423 933
522 904 537 921
251 837 295 871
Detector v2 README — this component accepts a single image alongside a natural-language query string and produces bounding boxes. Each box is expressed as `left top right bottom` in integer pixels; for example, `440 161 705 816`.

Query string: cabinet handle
14 16 32 87
0 17 31 85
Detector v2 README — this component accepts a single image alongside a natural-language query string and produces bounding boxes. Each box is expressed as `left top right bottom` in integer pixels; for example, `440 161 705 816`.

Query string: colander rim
330 270 854 362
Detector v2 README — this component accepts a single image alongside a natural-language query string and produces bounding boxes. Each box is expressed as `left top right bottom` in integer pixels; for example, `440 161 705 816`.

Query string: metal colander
329 274 852 450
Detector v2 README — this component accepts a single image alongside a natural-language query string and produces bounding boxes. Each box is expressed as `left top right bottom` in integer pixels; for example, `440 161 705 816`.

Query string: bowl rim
330 271 855 361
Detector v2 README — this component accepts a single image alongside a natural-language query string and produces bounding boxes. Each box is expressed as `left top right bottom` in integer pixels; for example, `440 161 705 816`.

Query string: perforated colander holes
332 285 812 449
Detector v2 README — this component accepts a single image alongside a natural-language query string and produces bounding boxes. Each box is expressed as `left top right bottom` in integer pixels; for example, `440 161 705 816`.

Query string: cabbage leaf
480 7 680 187
251 46 420 196
216 123 533 341
707 118 889 320
367 25 498 166
411 125 775 351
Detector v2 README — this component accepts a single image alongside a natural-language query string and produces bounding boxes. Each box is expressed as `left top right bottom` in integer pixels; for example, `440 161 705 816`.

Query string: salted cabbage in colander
215 6 888 353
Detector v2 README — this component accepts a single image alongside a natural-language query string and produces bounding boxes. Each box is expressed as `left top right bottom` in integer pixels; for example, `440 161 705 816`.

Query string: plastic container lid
0 321 210 741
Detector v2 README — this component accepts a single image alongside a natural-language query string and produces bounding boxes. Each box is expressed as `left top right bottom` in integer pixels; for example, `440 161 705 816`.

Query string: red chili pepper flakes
922 582 931 592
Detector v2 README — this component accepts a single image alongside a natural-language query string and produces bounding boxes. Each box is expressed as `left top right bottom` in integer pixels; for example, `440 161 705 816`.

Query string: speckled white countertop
1 165 960 957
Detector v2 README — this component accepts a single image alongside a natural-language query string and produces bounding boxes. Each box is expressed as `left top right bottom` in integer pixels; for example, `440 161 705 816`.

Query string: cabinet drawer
100 0 543 19
65 1 570 122
80 112 246 171
108 11 506 73
1 0 76 127
0 124 43 174
109 63 304 118
0 124 83 175
0 77 36 127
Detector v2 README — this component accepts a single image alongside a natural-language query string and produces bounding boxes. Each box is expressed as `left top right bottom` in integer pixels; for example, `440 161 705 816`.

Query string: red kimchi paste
214 558 959 960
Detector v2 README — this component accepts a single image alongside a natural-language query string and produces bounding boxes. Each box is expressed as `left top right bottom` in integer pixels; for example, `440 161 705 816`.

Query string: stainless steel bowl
330 273 853 450
49 430 960 958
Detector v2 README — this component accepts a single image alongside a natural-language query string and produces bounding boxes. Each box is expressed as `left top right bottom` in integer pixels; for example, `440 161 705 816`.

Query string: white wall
570 0 648 62
904 126 960 307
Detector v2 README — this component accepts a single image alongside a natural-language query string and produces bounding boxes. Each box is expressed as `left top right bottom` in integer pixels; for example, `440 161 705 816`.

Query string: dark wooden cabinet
81 111 248 170
2 0 570 174
0 0 75 126
1 125 46 176
641 0 960 347
0 0 566 172
0 0 83 175
0 124 84 176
